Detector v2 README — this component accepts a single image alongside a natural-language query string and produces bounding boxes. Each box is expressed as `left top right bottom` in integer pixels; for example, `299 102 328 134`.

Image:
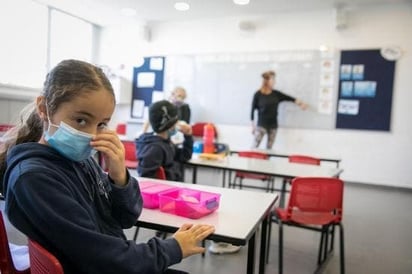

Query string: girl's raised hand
91 129 127 186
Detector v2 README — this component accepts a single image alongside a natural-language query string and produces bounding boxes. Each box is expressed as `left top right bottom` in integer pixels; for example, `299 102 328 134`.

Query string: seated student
140 86 191 137
0 59 214 274
136 100 193 182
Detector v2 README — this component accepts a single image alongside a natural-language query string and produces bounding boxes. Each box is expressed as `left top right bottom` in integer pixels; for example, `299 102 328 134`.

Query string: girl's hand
90 129 127 186
173 223 215 258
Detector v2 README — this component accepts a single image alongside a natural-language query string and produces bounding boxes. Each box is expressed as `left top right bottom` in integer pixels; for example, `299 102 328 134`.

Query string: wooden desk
135 178 278 274
230 149 342 167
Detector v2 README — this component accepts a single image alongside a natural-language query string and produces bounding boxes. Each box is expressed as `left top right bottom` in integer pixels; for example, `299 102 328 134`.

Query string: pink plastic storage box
159 188 221 219
141 184 179 209
139 180 159 190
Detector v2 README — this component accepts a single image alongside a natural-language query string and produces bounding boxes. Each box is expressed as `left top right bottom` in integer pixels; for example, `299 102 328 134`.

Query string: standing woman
250 70 307 149
170 87 191 124
0 59 214 274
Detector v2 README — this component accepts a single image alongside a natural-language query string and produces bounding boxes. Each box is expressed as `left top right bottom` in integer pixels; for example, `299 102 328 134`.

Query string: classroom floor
2 168 412 274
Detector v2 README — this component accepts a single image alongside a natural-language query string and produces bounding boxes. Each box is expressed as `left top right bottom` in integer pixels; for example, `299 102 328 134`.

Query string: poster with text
336 49 395 131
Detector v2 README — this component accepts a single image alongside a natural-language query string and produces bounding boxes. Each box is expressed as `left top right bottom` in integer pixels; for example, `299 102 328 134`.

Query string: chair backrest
191 122 218 139
287 177 344 220
28 240 64 274
156 166 166 180
122 140 137 162
115 123 127 135
288 155 321 165
0 211 30 274
238 151 269 160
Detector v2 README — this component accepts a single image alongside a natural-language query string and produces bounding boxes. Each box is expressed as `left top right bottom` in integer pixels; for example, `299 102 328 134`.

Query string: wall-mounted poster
336 49 396 131
131 57 165 118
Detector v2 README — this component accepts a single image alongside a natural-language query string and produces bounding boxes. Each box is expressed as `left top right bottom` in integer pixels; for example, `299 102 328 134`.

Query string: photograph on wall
352 64 365 80
341 81 354 97
340 64 352 80
353 81 377 97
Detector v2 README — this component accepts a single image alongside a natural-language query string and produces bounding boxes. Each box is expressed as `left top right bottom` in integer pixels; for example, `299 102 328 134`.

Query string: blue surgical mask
167 128 178 138
45 121 96 162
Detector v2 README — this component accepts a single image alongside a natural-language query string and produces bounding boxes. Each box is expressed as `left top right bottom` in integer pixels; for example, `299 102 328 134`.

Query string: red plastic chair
288 154 321 165
28 239 64 274
122 140 138 169
115 123 127 135
155 166 166 180
279 154 322 206
273 177 345 274
191 122 218 139
0 211 30 274
230 151 273 192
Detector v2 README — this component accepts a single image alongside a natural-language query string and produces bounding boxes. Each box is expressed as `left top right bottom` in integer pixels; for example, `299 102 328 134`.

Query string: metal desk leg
192 166 198 184
259 214 268 274
222 169 226 188
247 232 256 274
280 179 287 208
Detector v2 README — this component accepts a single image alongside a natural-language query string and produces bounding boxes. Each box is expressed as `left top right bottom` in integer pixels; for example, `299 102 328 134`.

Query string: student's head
149 100 179 133
0 60 115 179
36 59 115 137
170 86 187 104
261 70 276 88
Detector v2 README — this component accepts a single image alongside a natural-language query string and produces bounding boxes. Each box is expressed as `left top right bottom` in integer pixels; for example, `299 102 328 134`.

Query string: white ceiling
35 0 409 26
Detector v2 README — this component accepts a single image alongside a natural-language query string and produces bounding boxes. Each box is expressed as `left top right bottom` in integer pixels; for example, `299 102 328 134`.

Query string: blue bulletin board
336 49 396 131
131 56 165 118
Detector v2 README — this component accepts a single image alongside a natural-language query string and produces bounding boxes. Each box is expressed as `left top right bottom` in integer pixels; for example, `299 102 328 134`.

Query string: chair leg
324 225 330 262
319 225 332 263
132 227 140 241
318 226 326 265
339 224 345 274
239 178 243 190
329 225 336 252
278 220 283 274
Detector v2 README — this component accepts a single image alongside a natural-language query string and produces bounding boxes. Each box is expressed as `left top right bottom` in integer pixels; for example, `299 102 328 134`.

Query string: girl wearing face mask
136 100 193 182
0 60 213 274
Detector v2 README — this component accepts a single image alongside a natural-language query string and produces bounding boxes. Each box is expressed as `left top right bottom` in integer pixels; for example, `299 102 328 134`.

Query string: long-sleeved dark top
176 103 191 124
250 89 295 128
3 143 182 274
136 133 193 182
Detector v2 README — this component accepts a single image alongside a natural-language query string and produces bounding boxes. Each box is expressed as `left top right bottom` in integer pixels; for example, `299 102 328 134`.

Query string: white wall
101 3 412 188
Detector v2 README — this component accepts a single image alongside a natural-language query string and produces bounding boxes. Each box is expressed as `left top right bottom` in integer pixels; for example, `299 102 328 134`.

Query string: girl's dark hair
0 59 114 189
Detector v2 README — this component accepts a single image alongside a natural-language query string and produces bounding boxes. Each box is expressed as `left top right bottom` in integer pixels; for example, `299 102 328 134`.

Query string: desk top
188 155 343 179
230 148 341 163
136 177 278 245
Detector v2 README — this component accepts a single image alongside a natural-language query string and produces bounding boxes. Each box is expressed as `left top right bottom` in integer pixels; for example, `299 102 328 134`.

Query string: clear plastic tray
159 188 221 219
141 184 178 209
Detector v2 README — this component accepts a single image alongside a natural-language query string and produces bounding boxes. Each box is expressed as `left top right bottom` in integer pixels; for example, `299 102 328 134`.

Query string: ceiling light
233 0 250 5
174 2 190 11
121 8 137 17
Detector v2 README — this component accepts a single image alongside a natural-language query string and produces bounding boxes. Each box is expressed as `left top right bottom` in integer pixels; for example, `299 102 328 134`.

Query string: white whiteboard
163 51 337 129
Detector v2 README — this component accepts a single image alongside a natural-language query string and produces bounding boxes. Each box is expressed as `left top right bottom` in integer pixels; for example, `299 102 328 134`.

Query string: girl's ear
36 96 47 120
